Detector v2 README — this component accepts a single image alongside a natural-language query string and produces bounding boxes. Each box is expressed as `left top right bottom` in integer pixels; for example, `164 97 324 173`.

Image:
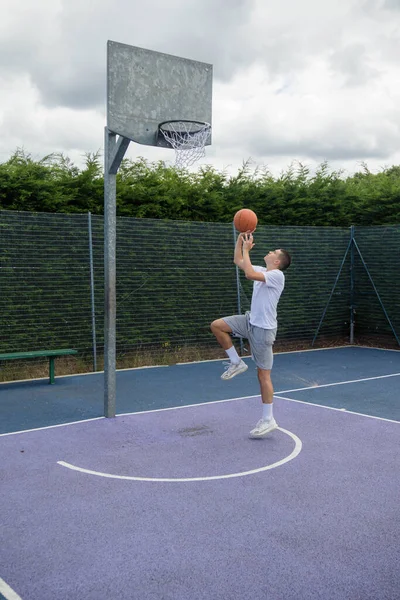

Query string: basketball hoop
157 120 211 168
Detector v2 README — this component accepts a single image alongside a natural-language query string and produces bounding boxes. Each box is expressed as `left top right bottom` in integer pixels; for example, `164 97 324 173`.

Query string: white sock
262 403 273 421
225 346 241 365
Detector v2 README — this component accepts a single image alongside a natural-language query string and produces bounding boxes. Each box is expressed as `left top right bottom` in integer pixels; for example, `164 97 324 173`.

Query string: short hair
278 249 291 271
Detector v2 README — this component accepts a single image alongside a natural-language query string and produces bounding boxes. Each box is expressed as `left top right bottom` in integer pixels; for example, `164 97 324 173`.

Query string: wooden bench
0 349 78 384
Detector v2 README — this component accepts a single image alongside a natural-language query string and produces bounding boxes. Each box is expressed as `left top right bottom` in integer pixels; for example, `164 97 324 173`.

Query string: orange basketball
233 209 258 233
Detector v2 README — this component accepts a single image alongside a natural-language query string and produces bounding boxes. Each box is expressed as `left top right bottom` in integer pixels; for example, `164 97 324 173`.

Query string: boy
211 232 291 438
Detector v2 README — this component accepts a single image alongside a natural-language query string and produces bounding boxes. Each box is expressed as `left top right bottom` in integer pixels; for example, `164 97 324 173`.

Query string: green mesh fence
0 210 399 382
0 210 94 354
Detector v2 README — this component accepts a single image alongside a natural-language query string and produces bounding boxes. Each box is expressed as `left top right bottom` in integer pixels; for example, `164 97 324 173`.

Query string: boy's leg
258 368 274 404
249 368 278 438
210 318 248 380
210 319 235 351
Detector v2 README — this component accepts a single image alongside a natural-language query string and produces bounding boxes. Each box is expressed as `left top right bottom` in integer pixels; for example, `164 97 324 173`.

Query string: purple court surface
1 346 399 599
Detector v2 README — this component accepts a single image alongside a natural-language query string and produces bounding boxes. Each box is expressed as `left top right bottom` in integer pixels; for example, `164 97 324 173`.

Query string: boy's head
264 249 291 271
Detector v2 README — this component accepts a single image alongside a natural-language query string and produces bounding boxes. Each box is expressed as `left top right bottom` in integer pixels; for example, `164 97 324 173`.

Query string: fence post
350 225 355 344
88 212 97 371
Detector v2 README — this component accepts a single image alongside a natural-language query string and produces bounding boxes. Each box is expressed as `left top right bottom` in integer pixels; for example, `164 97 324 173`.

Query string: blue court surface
1 346 399 600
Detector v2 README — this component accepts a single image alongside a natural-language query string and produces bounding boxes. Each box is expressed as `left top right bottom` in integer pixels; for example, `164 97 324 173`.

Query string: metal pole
350 225 355 344
104 128 117 417
103 130 131 418
232 223 244 355
88 211 97 371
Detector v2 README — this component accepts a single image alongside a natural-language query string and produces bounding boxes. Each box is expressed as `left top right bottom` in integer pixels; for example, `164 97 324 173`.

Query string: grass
0 336 398 384
0 344 226 383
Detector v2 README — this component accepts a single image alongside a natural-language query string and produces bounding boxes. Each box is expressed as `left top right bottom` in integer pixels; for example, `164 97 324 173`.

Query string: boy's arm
242 234 265 282
233 233 245 268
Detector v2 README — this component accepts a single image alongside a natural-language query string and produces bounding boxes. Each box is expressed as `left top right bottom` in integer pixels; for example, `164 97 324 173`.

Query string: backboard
106 40 213 148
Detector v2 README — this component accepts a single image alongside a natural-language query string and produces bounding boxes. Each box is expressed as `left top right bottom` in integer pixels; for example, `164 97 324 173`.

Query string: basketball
233 209 258 233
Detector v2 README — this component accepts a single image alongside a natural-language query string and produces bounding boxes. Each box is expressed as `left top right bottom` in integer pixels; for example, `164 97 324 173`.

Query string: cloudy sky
1 0 400 176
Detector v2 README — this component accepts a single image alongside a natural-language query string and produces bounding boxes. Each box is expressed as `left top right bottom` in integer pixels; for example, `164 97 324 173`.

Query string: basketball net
159 121 211 168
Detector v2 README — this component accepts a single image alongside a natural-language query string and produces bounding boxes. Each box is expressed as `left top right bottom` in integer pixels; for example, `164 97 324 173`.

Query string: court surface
1 346 399 599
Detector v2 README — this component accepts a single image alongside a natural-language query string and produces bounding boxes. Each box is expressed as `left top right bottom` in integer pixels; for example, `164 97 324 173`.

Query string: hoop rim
156 119 212 155
158 119 211 133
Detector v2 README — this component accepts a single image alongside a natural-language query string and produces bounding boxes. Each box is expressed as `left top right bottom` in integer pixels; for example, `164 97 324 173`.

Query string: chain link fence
1 210 399 382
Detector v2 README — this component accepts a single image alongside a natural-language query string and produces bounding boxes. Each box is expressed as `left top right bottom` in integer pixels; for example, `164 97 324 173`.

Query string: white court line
0 363 168 385
1 344 377 385
355 345 400 353
0 578 23 600
0 396 263 436
115 372 400 420
278 371 400 395
1 372 399 437
176 345 356 364
274 395 400 424
57 427 302 483
0 417 105 437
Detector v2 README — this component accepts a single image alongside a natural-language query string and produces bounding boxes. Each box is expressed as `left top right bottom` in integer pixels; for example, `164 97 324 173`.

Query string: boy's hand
242 232 255 251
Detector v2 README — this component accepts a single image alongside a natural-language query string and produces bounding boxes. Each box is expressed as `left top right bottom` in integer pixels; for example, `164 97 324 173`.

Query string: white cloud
1 0 400 177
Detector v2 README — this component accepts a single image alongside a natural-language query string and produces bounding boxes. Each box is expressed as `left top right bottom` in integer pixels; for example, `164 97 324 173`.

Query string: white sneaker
221 359 248 380
249 418 278 439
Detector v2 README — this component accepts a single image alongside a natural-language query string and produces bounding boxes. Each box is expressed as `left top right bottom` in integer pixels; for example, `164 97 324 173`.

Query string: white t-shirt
249 266 285 329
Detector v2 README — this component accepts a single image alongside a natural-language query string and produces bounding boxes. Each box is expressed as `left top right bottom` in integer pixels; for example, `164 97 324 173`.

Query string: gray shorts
222 312 277 370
